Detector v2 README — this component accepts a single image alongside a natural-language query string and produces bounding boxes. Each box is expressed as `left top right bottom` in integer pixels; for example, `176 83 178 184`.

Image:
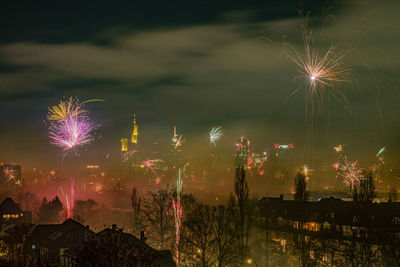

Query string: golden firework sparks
283 27 355 114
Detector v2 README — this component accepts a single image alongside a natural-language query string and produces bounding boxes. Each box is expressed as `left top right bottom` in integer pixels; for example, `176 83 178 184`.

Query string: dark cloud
0 0 399 171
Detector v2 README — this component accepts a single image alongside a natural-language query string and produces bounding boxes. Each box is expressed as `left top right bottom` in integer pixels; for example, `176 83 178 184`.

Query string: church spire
131 113 138 144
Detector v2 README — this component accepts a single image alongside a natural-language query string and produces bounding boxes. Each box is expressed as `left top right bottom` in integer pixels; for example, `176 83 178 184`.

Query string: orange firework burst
283 26 355 115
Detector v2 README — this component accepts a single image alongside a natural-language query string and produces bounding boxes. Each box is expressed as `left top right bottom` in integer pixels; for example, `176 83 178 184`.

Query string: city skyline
0 1 399 266
0 0 399 171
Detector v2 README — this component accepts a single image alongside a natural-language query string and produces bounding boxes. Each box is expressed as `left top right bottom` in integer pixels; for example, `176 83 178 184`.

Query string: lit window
281 239 286 253
322 254 328 262
310 250 315 260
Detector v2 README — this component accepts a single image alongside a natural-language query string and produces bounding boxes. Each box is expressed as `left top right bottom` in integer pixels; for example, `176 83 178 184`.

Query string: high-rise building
121 138 128 152
131 114 138 144
235 137 250 167
121 114 140 165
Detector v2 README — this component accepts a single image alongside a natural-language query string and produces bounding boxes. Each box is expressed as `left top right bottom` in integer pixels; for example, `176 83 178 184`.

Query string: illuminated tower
121 138 128 152
131 114 138 144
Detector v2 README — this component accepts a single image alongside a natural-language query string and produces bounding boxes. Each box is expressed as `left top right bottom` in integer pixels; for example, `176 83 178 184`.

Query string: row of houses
0 197 175 266
257 196 400 240
255 196 400 265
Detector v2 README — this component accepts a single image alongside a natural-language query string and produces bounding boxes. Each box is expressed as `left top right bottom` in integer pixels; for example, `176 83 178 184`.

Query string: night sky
0 0 399 171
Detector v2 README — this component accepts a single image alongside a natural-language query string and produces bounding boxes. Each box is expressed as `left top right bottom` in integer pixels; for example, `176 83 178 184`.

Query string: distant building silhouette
0 197 31 224
235 136 250 167
27 219 175 266
256 196 400 265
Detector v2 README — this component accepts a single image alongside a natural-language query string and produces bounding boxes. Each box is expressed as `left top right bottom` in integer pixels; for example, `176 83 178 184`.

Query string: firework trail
174 135 183 150
257 157 267 175
376 147 386 157
246 156 255 179
172 169 183 264
49 113 93 151
70 178 75 218
341 157 363 190
376 147 386 165
59 178 75 219
209 126 223 146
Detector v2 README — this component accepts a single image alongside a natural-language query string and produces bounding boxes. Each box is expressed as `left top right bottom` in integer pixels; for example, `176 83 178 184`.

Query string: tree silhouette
131 187 142 235
233 165 249 263
142 187 173 250
294 171 308 201
37 196 64 224
212 205 239 267
181 204 216 267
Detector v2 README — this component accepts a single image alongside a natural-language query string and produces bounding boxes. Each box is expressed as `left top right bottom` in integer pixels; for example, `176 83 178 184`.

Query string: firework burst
341 158 363 189
209 126 223 146
47 97 103 122
4 167 19 184
141 160 160 183
49 113 94 151
283 26 355 115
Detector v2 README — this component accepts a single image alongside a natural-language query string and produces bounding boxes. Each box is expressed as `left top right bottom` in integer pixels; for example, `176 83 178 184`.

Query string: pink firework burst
341 158 363 189
49 113 93 151
141 160 160 183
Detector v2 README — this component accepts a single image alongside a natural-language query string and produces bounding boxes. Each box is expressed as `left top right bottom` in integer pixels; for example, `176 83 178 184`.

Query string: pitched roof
31 219 93 249
0 197 22 214
258 196 400 228
94 228 175 266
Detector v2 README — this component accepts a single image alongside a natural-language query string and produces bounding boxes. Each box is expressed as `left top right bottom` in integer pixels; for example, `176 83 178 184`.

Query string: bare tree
142 187 173 250
72 229 175 267
73 199 100 226
212 205 239 267
131 187 142 235
181 204 216 267
37 196 64 224
233 165 249 263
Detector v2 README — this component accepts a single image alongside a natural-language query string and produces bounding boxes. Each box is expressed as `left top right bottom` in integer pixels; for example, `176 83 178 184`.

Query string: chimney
112 224 117 231
140 231 147 243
